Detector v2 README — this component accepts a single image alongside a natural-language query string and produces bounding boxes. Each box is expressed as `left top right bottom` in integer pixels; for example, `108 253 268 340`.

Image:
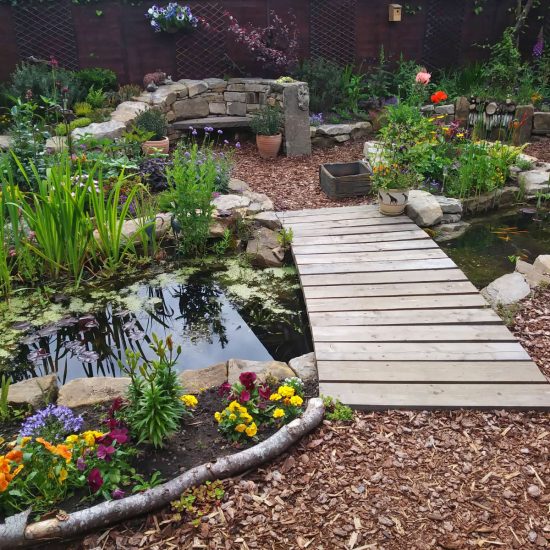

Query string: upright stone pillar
281 82 312 157
512 105 534 145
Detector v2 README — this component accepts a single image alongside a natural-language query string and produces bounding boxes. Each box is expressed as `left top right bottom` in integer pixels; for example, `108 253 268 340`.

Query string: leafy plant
340 64 368 114
322 396 354 422
171 480 225 527
73 101 93 117
134 108 167 141
116 84 143 103
76 67 117 92
55 117 91 136
86 86 107 109
249 105 282 136
0 375 11 422
277 227 293 249
212 228 232 256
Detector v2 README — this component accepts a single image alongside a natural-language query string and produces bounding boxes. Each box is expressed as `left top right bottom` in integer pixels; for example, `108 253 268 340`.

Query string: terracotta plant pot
142 137 170 155
256 134 282 159
378 188 409 216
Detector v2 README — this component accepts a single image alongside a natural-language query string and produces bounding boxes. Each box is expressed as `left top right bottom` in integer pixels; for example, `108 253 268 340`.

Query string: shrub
73 101 92 117
86 86 107 109
76 67 118 92
134 108 167 141
116 84 142 103
322 396 354 421
55 117 92 136
250 105 282 136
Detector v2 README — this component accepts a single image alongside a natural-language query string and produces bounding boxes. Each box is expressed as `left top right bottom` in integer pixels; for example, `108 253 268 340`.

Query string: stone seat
171 116 251 130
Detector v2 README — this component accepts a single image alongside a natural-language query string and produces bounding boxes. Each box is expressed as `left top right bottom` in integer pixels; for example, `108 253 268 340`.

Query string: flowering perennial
146 3 199 33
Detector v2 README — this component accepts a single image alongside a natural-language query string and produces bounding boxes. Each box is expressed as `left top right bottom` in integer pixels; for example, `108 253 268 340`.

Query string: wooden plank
317 361 546 382
288 216 411 231
292 224 423 238
309 308 502 326
295 248 447 265
315 342 531 361
276 205 377 218
293 239 437 255
281 209 390 224
301 269 468 287
291 229 430 246
311 324 517 342
308 294 486 312
304 281 478 299
319 382 550 409
298 258 457 275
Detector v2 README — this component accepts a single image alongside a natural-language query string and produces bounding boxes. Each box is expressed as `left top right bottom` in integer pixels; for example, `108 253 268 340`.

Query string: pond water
441 208 550 288
1 260 312 384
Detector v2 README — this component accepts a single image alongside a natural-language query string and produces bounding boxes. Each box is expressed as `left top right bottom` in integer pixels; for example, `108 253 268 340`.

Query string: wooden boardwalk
278 205 550 409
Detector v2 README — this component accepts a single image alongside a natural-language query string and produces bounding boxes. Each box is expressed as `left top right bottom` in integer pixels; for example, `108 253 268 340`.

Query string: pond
441 207 550 288
0 260 312 384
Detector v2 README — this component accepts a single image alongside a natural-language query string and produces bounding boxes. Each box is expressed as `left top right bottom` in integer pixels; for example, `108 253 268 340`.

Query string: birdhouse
389 4 402 21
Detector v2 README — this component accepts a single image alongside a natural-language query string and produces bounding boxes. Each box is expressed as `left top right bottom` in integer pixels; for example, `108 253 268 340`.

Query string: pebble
529 530 538 543
370 472 383 483
503 489 515 499
528 484 542 498
378 516 394 527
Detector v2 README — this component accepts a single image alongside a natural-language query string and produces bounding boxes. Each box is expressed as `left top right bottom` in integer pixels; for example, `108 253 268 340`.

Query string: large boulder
434 196 463 215
8 374 58 409
317 124 353 136
179 362 227 394
533 255 550 276
135 82 188 111
72 119 126 140
288 352 317 383
516 257 550 288
244 191 274 214
172 97 209 120
58 377 130 408
246 226 285 268
519 170 550 197
253 211 282 230
533 112 550 135
111 101 149 126
434 221 470 242
227 359 294 385
212 194 251 213
481 272 531 307
406 190 443 227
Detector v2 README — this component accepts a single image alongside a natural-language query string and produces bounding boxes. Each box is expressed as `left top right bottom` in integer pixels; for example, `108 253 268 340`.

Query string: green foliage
121 334 186 448
293 58 344 113
515 156 533 171
76 67 117 92
73 101 92 117
134 108 167 141
85 86 107 109
171 480 225 527
340 64 368 114
277 227 293 249
116 84 143 103
0 375 11 422
212 228 232 256
322 396 354 422
365 46 393 101
249 105 282 136
55 117 91 136
436 63 485 100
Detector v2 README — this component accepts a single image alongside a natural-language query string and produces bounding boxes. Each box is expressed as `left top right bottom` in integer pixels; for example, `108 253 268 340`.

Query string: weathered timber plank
280 210 390 224
295 248 447 264
304 281 478 299
298 258 457 275
291 224 423 237
307 294 486 312
311 324 517 342
317 361 546 382
291 229 429 246
288 217 411 230
301 269 468 287
276 205 377 218
309 308 502 326
319 382 550 409
315 341 531 361
293 239 437 255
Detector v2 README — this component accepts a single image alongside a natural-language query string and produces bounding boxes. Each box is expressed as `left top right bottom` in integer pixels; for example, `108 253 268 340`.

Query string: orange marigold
5 449 23 464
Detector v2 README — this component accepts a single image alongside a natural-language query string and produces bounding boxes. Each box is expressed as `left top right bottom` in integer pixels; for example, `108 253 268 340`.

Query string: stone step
171 116 251 130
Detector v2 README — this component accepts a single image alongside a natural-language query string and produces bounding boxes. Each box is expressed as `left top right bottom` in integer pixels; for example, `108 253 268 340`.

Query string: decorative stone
288 352 317 383
246 226 284 268
420 104 435 113
533 255 550 276
204 78 227 92
481 272 531 307
173 98 209 120
226 101 246 116
455 96 469 125
519 170 550 197
45 136 67 153
135 82 188 110
334 134 351 143
209 211 238 238
441 213 461 224
434 104 455 115
245 191 274 214
0 135 13 150
72 119 126 140
516 258 550 288
227 359 294 385
244 83 270 93
179 79 208 97
512 105 534 145
350 121 372 139
318 124 353 136
434 196 463 214
434 221 470 242
228 178 250 193
406 190 443 227
224 91 246 102
58 377 130 408
226 83 246 92
111 101 149 126
282 83 312 157
533 112 550 134
253 211 282 230
179 362 227 393
209 102 226 115
8 374 58 409
212 194 251 212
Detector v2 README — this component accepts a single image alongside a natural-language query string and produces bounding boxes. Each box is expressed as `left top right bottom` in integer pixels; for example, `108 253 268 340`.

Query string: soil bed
525 137 550 163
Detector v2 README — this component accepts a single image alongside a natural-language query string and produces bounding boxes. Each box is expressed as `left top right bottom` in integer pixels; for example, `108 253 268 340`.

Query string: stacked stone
310 122 373 147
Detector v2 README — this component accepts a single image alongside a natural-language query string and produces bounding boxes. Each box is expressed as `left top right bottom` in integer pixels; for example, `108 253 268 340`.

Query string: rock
534 255 550 275
209 102 226 115
45 136 67 153
434 104 454 115
334 134 350 143
228 178 250 193
406 190 443 227
461 186 517 214
212 193 251 212
0 135 12 150
282 83 312 157
204 78 227 92
519 170 550 197
312 135 337 148
224 91 246 102
528 484 542 498
481 272 531 307
350 121 372 140
516 258 550 288
209 211 238 238
533 112 550 135
434 221 470 242
317 124 353 136
227 359 294 385
227 101 246 116
288 352 317 382
244 191 274 214
94 212 171 244
253 211 282 230
441 213 461 224
8 374 58 409
135 82 188 110
512 105 534 145
434 196 463 214
179 362 227 393
310 126 318 138
58 377 130 407
179 80 208 97
455 96 469 125
246 226 284 268
363 140 383 164
72 119 126 140
111 101 149 126
420 105 434 113
173 97 210 120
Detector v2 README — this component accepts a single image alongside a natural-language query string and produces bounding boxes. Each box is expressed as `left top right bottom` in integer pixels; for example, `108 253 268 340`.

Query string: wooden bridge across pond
277 204 550 409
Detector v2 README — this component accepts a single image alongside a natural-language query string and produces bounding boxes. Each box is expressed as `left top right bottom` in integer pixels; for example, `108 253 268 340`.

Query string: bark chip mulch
232 141 371 211
524 138 550 164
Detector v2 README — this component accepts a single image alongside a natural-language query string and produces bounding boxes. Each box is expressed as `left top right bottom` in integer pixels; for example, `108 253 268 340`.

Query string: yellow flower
81 431 104 447
229 413 237 421
245 423 257 437
273 408 285 419
0 437 4 447
59 468 68 483
20 437 31 447
290 395 303 406
278 386 295 398
65 434 79 447
235 423 247 433
214 411 222 422
269 393 282 401
238 405 248 414
457 133 464 138
240 413 253 424
228 400 240 412
180 394 198 408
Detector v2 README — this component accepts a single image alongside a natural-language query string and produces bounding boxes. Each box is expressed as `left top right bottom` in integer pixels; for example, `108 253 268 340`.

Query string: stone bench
171 116 251 131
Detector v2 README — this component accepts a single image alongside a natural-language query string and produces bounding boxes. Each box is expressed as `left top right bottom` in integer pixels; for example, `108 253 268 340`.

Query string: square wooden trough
319 161 373 198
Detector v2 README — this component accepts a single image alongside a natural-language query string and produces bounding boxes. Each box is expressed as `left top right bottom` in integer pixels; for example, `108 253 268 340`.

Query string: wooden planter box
319 161 373 199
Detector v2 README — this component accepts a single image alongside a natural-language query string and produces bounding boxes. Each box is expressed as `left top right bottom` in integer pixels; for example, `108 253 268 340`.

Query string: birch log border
0 398 325 549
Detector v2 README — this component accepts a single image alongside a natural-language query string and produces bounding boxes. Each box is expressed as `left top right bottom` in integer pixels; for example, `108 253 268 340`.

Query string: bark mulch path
524 138 550 164
232 141 371 211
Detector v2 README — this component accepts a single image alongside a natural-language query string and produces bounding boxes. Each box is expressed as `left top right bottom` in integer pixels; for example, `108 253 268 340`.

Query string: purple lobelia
19 404 84 441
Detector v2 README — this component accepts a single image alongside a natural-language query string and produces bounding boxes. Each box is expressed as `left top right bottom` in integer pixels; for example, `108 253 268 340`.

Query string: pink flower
239 371 257 390
88 468 103 493
97 444 115 461
415 70 431 85
109 427 129 445
111 488 125 499
239 390 250 403
259 385 271 400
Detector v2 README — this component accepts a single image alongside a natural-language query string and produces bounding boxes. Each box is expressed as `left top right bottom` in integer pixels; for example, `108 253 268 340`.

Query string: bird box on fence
388 4 402 21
